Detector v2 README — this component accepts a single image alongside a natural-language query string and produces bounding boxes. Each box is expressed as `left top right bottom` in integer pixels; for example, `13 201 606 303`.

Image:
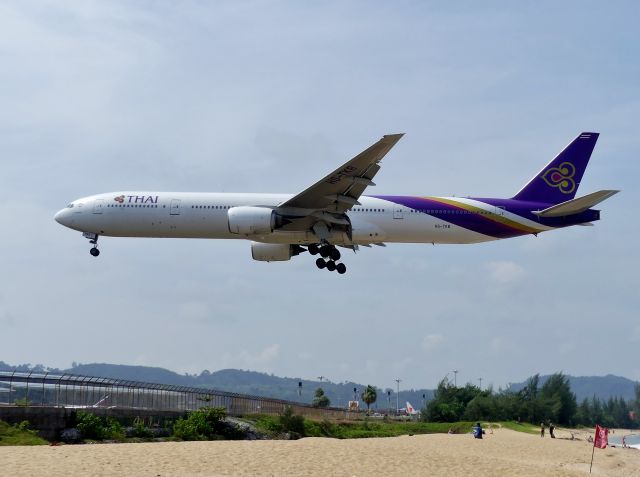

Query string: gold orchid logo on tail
541 162 576 194
114 195 125 203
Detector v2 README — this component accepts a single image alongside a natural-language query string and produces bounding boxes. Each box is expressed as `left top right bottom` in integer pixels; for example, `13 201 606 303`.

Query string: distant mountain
508 374 638 401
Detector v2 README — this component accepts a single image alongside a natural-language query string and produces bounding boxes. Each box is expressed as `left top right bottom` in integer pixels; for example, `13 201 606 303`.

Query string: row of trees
312 384 379 410
423 373 640 428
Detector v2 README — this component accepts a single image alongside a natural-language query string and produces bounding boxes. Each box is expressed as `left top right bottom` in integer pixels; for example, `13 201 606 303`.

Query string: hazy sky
1 1 638 391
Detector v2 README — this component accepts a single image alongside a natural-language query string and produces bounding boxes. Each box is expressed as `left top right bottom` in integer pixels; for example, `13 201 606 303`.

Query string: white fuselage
55 192 508 246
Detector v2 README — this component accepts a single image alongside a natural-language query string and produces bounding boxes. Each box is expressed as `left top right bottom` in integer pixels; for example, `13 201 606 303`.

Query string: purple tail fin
512 132 599 204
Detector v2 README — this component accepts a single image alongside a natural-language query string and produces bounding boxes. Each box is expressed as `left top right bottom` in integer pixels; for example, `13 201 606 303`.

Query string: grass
497 421 540 435
251 414 544 440
249 414 476 439
305 420 477 439
0 421 48 446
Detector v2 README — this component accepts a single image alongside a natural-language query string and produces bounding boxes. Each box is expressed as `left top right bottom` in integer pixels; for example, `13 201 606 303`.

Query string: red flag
594 424 608 449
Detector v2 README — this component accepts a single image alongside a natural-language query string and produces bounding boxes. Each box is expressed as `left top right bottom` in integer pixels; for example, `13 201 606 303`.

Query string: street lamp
478 377 482 390
453 370 458 387
298 381 302 400
395 379 401 414
387 390 391 414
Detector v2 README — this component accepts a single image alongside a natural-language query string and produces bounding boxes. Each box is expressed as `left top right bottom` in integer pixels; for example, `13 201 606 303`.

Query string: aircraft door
170 199 181 215
393 204 404 219
93 199 104 214
494 206 506 216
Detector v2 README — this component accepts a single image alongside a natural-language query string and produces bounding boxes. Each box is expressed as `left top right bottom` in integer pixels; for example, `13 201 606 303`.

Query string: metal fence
0 370 357 420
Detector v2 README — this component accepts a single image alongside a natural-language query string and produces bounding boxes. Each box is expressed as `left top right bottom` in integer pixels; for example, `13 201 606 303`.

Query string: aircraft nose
54 208 70 226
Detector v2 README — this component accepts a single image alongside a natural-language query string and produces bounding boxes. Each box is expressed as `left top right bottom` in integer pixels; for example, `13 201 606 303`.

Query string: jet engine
228 206 277 235
251 242 304 262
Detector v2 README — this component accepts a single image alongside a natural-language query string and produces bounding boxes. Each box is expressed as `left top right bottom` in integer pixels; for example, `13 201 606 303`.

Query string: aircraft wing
279 134 404 214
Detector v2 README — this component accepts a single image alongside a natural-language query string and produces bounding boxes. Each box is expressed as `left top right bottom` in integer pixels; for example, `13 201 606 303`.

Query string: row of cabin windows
105 203 495 215
108 204 159 208
352 207 494 215
410 209 492 215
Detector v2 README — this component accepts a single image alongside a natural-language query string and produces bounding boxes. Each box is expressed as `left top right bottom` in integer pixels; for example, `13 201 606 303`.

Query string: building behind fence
0 370 357 421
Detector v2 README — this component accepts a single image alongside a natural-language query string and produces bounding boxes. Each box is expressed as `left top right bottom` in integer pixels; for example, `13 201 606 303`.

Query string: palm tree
362 385 377 411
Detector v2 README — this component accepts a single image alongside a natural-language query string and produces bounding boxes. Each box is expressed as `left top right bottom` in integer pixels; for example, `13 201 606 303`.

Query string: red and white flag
594 424 608 449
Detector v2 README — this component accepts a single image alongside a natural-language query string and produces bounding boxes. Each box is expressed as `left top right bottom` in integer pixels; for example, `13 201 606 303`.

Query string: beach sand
1 428 639 477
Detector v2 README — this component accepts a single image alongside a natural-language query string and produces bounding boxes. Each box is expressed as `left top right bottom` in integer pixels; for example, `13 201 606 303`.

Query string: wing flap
533 190 619 217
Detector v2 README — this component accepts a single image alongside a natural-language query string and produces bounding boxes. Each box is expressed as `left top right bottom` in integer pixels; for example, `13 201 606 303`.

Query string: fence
0 370 357 420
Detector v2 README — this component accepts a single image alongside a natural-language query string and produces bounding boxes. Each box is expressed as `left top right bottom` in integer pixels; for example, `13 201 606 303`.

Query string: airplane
405 401 419 415
54 132 618 274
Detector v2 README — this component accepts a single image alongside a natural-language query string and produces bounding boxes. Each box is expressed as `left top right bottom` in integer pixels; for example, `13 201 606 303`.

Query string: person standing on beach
549 422 555 438
540 422 545 437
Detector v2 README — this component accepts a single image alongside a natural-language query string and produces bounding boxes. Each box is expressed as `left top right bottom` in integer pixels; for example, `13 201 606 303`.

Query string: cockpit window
66 203 74 208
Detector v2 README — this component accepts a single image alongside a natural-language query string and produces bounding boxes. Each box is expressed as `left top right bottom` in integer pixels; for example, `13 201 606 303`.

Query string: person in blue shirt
473 422 483 439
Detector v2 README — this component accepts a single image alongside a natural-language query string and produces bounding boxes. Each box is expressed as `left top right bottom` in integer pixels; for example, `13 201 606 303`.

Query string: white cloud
485 261 526 285
422 334 445 353
238 344 280 370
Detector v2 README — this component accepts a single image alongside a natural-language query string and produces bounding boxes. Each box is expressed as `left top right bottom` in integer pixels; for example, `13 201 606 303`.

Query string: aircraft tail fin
406 401 415 414
513 132 599 205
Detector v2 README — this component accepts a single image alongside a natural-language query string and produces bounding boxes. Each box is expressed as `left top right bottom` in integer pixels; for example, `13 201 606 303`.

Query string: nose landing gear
310 244 347 274
83 232 100 257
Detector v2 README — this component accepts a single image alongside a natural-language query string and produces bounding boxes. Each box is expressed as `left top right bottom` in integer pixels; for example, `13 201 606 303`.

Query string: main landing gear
308 244 347 274
83 232 100 257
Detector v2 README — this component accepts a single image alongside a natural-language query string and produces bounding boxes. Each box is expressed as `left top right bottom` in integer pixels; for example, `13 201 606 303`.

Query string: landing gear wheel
320 245 331 258
90 247 100 257
329 248 341 261
315 258 326 269
336 263 346 274
308 244 319 255
326 260 337 272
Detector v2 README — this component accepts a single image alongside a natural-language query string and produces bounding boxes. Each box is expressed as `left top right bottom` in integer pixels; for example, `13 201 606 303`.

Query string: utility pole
453 370 458 387
395 378 401 414
478 377 482 390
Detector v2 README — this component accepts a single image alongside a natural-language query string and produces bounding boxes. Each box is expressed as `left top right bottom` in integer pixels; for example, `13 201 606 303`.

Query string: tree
312 388 330 408
540 373 577 425
362 385 377 411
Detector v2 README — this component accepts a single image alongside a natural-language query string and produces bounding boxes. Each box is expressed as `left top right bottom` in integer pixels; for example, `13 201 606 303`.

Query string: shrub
172 407 231 441
279 407 305 437
76 412 106 440
16 420 31 431
104 417 125 440
128 417 153 438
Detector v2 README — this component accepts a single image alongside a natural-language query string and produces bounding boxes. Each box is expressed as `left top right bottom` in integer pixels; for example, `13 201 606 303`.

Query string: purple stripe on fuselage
371 196 598 239
372 195 528 239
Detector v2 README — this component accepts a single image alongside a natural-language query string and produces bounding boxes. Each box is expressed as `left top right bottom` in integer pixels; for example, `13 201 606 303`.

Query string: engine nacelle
228 206 276 235
251 242 302 262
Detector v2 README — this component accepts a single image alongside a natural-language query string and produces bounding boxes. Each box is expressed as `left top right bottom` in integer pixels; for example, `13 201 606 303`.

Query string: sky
1 1 638 391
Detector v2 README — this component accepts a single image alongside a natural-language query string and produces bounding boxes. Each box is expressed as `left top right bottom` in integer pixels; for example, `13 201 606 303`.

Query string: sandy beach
1 428 638 477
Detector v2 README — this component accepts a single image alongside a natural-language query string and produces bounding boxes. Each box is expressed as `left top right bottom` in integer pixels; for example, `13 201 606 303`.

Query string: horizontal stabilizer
533 190 619 217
